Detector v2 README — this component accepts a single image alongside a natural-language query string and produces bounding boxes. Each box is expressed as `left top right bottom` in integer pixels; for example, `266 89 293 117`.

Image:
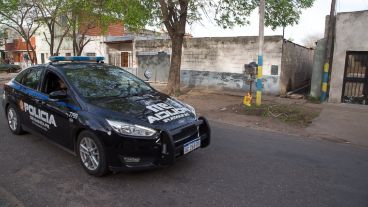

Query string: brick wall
81 23 124 36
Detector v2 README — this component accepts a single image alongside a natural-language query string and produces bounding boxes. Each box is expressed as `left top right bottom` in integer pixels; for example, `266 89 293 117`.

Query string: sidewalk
0 72 16 89
306 103 368 147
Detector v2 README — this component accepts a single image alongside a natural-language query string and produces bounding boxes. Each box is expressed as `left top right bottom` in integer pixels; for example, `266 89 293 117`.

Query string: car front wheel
77 131 108 176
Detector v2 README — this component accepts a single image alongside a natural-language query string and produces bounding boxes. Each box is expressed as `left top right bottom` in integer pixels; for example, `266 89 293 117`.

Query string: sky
187 0 368 45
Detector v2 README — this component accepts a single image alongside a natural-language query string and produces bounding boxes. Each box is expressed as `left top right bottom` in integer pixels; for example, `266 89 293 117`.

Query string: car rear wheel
77 131 108 176
6 106 24 135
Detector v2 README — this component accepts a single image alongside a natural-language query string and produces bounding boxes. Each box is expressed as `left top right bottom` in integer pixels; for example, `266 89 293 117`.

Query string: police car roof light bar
49 56 105 63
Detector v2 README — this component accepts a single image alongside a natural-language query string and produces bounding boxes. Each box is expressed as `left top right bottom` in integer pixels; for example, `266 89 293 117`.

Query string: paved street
1 101 368 207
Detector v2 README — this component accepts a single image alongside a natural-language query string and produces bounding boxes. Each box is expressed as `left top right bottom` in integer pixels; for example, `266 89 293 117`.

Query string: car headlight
106 119 156 137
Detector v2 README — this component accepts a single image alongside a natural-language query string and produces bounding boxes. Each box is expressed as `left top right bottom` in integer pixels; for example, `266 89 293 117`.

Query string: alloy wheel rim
79 137 100 171
8 108 17 131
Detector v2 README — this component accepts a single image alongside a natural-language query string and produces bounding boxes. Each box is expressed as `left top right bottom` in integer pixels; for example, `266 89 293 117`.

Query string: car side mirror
49 90 67 100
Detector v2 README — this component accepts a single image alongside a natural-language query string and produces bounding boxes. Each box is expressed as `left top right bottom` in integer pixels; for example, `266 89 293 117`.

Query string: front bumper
105 117 211 172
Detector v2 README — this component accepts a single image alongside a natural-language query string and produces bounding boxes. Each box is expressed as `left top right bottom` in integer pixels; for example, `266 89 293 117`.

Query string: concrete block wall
135 36 284 95
280 41 314 95
329 10 368 103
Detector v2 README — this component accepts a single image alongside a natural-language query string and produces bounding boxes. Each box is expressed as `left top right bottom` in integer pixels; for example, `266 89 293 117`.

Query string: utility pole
256 0 265 106
321 0 337 102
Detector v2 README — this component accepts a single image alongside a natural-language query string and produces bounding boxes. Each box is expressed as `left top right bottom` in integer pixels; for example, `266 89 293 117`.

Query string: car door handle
35 99 45 105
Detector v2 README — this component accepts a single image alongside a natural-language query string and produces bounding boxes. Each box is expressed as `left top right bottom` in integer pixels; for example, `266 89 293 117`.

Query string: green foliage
104 0 151 31
138 0 314 30
62 0 151 33
263 0 314 30
140 0 256 29
211 0 257 29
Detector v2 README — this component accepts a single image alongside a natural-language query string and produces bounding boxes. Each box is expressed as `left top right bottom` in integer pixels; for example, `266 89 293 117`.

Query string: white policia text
23 102 57 130
146 102 191 124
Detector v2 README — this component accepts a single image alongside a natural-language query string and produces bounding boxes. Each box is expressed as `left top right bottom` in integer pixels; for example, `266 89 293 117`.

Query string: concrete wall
280 41 314 95
135 36 283 95
310 39 326 98
137 52 170 82
329 10 368 103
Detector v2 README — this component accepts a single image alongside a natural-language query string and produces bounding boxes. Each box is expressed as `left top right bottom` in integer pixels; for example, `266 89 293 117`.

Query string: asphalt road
1 97 368 206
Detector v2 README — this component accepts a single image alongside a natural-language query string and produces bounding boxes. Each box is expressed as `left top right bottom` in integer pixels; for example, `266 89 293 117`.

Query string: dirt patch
166 88 324 137
225 103 320 127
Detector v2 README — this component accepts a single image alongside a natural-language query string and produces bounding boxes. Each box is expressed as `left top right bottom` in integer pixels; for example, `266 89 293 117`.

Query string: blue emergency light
49 56 105 62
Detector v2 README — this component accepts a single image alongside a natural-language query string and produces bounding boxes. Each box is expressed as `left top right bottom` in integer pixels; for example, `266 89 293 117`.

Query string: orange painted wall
5 37 36 51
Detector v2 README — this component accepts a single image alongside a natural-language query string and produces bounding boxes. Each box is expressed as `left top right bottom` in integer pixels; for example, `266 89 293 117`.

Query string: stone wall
329 10 368 103
280 41 314 95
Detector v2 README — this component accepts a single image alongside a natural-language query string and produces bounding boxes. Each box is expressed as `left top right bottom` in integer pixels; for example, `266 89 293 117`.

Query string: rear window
22 68 43 90
15 68 43 90
63 65 153 98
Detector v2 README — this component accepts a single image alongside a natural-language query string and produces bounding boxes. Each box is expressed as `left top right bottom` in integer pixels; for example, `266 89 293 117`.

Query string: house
3 28 36 68
35 21 126 64
327 10 368 105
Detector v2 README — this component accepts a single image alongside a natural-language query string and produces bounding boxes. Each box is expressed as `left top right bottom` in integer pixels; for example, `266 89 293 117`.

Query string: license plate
183 138 201 154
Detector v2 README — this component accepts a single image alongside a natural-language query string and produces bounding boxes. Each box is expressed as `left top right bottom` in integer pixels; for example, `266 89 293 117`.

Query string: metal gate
341 51 368 105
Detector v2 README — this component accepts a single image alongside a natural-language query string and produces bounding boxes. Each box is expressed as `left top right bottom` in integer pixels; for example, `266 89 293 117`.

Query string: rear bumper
106 117 211 172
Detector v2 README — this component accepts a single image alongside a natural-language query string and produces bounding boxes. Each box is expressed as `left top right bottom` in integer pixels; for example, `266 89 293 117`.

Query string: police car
2 56 211 176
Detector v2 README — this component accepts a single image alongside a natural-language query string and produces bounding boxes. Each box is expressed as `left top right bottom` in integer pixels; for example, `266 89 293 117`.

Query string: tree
33 0 70 56
0 27 5 48
142 0 255 95
0 0 40 64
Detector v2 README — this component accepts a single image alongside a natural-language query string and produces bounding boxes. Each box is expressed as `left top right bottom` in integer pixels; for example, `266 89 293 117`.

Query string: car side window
42 71 68 94
21 68 43 90
14 69 29 83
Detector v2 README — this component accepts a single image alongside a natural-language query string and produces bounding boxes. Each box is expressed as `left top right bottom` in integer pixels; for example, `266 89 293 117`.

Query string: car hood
86 92 197 131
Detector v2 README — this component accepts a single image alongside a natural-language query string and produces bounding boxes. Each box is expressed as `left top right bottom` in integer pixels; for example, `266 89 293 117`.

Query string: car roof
46 62 106 72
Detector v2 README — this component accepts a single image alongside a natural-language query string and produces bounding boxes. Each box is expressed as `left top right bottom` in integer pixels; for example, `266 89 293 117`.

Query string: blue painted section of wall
180 70 280 95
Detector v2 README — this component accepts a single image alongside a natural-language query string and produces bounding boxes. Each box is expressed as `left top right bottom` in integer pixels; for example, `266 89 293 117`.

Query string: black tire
6 105 24 135
77 131 109 177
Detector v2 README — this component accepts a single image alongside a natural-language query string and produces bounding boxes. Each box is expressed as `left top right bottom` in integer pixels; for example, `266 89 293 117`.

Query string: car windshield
63 64 153 98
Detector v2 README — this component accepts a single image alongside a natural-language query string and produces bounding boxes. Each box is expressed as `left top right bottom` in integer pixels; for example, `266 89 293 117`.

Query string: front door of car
40 70 79 150
15 67 47 132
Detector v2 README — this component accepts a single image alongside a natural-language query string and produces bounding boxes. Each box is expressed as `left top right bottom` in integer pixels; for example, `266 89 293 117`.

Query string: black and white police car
2 56 210 176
